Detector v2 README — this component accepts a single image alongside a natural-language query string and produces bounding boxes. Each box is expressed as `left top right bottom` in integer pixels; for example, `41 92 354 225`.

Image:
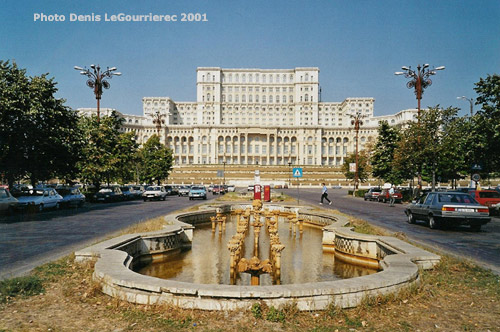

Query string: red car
377 188 403 203
468 190 500 215
212 185 226 195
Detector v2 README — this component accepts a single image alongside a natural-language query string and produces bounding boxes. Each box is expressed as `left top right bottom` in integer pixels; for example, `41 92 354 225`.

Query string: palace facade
79 67 417 166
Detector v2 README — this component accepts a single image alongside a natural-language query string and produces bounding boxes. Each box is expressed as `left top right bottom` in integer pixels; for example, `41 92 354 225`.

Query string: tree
0 61 82 189
77 112 138 187
392 106 470 189
342 150 370 184
370 121 402 184
0 61 30 188
472 74 500 178
114 132 139 184
139 135 173 185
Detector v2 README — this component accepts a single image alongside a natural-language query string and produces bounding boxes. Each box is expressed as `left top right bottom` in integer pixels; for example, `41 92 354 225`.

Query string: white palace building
79 67 417 166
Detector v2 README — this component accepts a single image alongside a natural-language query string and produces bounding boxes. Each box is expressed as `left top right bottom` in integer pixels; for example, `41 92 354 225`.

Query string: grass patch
345 216 389 236
119 216 169 235
0 275 44 303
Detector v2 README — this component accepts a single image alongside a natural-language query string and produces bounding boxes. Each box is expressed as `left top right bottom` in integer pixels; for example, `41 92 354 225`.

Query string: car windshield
21 190 45 196
191 186 204 190
146 186 162 191
479 191 500 198
57 189 71 196
120 187 130 192
0 189 9 198
438 193 477 204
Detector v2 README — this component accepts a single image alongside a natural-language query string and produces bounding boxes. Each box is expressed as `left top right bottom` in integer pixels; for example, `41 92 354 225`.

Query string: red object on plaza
263 185 271 202
253 184 261 200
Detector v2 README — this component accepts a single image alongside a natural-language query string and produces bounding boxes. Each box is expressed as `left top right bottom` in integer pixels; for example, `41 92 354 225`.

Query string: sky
1 0 499 117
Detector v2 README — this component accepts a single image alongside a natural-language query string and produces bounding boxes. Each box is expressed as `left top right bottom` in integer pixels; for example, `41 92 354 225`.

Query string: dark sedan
95 186 124 203
405 192 490 231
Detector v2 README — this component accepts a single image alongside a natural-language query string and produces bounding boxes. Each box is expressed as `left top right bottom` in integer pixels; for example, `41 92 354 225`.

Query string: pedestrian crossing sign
292 167 303 178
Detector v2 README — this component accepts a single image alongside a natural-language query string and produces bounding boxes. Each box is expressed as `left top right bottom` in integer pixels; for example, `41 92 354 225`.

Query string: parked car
377 188 403 203
188 186 207 200
57 187 85 208
207 185 214 193
178 185 191 196
120 186 136 200
467 189 500 215
364 187 382 201
247 184 254 191
143 186 167 201
164 185 174 196
15 188 63 212
95 186 124 203
405 191 490 231
171 186 180 195
130 185 145 199
227 185 236 192
0 187 18 215
212 185 226 195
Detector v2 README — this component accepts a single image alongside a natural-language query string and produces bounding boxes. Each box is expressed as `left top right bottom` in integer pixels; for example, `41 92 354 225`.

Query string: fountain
75 200 441 311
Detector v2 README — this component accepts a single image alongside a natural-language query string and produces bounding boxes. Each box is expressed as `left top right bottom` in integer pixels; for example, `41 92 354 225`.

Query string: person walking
320 183 332 205
389 185 396 207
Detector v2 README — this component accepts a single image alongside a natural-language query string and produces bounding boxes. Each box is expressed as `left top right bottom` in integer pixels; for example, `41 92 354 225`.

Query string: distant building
79 67 417 166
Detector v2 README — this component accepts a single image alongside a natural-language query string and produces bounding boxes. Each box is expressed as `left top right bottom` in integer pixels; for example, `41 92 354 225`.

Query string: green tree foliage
0 60 82 188
472 74 500 177
370 121 402 184
392 106 470 187
342 150 370 184
139 135 173 185
78 112 138 187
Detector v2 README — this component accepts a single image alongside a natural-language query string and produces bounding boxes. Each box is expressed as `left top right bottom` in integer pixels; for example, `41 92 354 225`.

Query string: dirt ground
1 252 499 332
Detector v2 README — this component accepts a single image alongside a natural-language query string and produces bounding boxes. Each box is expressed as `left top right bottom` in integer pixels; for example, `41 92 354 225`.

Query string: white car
142 186 167 201
0 187 18 215
16 188 63 212
227 185 236 192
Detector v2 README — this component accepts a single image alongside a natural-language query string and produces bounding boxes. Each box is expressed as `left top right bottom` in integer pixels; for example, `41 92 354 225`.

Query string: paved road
286 188 500 275
0 195 217 280
2 189 499 280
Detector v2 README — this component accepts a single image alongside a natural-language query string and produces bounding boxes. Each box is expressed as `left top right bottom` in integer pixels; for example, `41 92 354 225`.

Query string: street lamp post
395 64 445 120
350 112 365 196
395 64 444 187
223 161 226 187
288 161 292 189
150 110 168 142
457 96 474 118
74 64 121 123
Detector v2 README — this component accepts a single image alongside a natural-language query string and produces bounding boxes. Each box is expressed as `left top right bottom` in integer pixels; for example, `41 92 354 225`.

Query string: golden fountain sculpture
227 200 297 285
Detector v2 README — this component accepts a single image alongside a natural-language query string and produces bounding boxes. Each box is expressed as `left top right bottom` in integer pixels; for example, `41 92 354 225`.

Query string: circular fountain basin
75 203 440 311
136 216 378 285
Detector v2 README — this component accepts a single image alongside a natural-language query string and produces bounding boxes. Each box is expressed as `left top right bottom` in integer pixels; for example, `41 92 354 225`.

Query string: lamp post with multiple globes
74 64 121 124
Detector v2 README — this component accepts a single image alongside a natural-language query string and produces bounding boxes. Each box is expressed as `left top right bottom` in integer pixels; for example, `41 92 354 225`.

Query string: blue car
188 186 207 200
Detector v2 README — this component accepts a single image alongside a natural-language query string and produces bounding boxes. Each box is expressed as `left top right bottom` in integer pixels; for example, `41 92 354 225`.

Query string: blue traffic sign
292 167 303 178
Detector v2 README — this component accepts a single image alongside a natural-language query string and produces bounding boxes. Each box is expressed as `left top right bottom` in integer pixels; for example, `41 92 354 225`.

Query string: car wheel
364 197 367 201
163 196 166 201
7 206 15 216
143 198 148 202
407 211 416 224
78 201 84 208
203 196 207 200
470 224 481 232
428 215 438 229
